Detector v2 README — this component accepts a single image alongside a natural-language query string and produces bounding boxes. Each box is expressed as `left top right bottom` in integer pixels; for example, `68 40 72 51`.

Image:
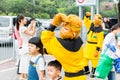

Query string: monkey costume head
52 13 82 39
93 14 102 27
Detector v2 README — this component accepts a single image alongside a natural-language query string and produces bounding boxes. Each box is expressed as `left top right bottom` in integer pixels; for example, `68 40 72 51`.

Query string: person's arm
38 58 45 80
24 29 36 36
94 31 104 57
28 24 33 31
14 27 23 48
115 46 120 57
23 27 36 37
102 22 108 31
28 21 36 31
83 12 92 30
96 31 104 51
39 70 45 80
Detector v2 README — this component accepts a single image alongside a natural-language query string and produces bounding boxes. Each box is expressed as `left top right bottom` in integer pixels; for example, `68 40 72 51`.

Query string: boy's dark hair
28 37 44 54
48 60 62 71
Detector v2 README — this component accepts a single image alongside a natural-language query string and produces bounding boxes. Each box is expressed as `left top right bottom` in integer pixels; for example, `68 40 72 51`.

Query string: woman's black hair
28 37 44 55
108 22 120 33
15 14 25 31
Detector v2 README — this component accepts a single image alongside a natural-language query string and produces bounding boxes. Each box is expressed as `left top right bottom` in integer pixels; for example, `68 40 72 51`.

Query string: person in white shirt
15 14 36 80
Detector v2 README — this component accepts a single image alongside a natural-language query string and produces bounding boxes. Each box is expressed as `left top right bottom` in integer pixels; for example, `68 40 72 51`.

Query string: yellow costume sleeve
40 30 56 54
83 16 92 30
96 31 104 50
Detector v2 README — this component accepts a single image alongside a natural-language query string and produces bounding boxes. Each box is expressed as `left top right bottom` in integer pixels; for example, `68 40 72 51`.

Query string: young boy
28 37 45 80
47 60 62 80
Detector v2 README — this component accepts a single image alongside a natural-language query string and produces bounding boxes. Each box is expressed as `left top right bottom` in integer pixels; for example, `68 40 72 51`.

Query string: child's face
47 66 60 79
28 43 40 55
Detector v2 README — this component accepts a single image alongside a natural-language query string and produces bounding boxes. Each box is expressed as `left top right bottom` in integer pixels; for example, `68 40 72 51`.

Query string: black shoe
84 66 90 75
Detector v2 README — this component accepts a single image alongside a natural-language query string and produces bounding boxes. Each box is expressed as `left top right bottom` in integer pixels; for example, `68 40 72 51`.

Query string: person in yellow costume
83 12 92 30
41 13 86 80
83 14 104 78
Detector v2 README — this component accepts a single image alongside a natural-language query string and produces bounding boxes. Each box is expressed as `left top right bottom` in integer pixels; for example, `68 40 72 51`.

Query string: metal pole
91 6 94 20
79 6 83 19
13 35 16 60
79 6 84 40
96 0 99 14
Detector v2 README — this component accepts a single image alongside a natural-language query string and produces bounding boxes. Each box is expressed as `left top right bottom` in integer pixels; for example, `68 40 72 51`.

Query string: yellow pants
64 75 86 80
84 58 98 68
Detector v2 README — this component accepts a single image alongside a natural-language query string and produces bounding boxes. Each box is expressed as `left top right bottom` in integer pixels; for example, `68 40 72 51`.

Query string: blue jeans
108 71 116 80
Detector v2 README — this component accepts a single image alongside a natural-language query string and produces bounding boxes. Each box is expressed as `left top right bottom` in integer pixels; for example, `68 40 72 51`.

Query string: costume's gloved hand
94 50 99 57
105 44 116 52
52 13 67 27
85 12 91 18
47 13 67 31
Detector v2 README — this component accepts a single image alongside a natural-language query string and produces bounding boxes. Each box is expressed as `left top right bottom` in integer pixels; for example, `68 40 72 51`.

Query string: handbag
95 48 114 79
114 58 120 73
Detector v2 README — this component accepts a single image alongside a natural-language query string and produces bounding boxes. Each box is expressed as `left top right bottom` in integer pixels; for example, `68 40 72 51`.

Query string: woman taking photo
15 14 36 80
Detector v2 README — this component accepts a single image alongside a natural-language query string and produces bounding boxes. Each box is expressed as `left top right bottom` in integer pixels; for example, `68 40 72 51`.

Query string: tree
0 0 13 15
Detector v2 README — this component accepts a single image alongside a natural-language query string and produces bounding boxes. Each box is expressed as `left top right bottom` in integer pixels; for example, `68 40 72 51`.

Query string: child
47 60 62 80
28 37 45 80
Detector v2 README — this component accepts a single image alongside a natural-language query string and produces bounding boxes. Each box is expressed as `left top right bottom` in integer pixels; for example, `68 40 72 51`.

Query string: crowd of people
14 12 120 80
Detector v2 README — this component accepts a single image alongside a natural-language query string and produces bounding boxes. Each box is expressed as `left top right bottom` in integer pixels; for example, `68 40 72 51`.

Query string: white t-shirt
30 54 45 72
19 26 32 45
101 32 120 59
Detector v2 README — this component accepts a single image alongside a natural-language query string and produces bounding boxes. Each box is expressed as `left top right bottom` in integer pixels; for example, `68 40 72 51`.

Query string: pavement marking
0 67 16 73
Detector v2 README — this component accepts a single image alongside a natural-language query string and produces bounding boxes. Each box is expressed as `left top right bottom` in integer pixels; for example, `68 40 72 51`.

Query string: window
0 17 10 27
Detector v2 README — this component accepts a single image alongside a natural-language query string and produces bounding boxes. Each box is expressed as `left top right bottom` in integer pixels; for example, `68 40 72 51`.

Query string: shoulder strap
35 55 43 64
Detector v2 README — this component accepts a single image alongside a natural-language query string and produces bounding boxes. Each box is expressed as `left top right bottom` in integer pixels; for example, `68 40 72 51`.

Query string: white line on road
0 67 16 73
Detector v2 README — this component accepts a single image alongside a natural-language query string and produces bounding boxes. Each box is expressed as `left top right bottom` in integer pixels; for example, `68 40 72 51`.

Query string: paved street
0 55 120 80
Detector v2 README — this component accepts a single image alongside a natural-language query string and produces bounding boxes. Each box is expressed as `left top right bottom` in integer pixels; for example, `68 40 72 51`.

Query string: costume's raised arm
40 13 67 54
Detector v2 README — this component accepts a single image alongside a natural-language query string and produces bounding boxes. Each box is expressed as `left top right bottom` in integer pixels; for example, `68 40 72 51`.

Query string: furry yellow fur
52 13 82 39
52 13 67 27
93 14 102 27
86 12 91 17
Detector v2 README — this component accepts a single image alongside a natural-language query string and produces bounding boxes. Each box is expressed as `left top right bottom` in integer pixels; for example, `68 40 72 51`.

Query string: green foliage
0 0 119 19
65 6 79 15
57 8 66 13
40 13 50 19
100 9 118 18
